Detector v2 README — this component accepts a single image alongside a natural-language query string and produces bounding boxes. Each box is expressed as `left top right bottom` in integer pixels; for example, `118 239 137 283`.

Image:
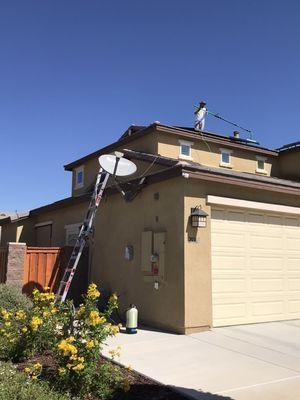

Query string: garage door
211 208 300 327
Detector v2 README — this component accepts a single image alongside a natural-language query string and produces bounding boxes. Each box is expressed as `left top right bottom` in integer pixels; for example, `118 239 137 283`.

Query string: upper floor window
220 148 232 167
179 140 193 160
74 165 84 189
256 156 267 174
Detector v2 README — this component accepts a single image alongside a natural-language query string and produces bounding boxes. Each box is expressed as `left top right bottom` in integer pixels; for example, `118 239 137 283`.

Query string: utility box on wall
141 231 166 280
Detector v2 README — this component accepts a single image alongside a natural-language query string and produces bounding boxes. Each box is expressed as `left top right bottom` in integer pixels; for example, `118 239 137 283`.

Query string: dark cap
199 100 206 105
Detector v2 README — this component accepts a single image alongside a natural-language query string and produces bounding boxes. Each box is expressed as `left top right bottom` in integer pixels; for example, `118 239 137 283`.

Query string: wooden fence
0 247 7 283
23 246 88 304
23 247 69 294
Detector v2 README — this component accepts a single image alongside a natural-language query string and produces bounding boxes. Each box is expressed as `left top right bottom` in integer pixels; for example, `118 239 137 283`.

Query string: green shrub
0 284 32 312
0 284 128 398
0 362 73 400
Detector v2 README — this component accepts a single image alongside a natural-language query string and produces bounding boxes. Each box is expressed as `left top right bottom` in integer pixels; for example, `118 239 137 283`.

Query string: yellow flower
66 363 72 370
66 336 75 343
24 367 30 373
58 367 66 375
34 363 42 370
42 310 50 317
21 326 28 333
122 378 130 392
72 363 84 372
4 321 11 327
31 375 37 380
30 316 42 331
86 310 105 326
57 340 77 356
15 310 26 320
109 324 120 335
1 309 10 320
87 283 100 300
85 340 95 349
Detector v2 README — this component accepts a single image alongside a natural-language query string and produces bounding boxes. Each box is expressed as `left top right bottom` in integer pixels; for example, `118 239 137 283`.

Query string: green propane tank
126 304 138 334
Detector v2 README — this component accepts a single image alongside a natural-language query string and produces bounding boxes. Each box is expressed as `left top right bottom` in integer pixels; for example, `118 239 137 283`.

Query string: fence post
6 242 27 288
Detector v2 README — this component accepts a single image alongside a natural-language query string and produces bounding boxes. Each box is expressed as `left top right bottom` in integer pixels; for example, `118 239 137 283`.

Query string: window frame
74 165 84 189
64 223 82 246
179 140 193 160
220 148 233 168
256 156 267 174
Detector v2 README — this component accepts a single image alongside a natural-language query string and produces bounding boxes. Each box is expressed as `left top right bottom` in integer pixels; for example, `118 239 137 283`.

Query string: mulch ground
16 353 188 400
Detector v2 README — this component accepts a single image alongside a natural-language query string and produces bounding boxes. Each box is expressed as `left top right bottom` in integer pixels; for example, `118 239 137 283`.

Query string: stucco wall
182 177 300 333
278 150 300 181
0 218 36 246
34 202 88 246
71 133 160 196
91 176 185 333
157 133 278 177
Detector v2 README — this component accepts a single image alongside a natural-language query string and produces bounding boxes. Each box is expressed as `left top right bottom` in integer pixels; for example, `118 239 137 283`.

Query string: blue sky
1 0 300 211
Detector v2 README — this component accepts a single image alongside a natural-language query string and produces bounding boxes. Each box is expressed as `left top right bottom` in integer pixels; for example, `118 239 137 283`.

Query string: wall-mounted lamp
190 206 208 228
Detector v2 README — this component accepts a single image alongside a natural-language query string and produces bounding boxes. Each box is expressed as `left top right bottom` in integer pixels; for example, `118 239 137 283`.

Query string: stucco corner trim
207 195 300 216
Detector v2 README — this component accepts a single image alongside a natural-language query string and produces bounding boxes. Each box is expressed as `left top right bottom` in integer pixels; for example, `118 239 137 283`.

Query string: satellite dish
98 153 137 177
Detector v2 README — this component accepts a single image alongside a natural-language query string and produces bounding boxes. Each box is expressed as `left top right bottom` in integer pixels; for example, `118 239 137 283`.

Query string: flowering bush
0 283 127 398
55 284 123 396
0 361 73 400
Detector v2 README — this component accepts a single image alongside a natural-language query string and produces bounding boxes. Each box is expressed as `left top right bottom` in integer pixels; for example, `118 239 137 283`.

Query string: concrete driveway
103 320 300 400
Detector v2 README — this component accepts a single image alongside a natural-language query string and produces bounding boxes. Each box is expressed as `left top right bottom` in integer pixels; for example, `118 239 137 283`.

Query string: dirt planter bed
16 353 188 400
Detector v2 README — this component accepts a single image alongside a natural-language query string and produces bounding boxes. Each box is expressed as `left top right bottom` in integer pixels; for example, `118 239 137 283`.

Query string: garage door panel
288 300 300 314
250 256 284 270
213 278 247 293
251 278 284 292
250 235 284 250
251 301 284 317
212 233 246 248
212 207 300 327
212 255 246 271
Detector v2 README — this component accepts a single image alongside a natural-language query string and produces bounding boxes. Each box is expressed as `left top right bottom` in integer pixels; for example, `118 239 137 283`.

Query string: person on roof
194 100 207 131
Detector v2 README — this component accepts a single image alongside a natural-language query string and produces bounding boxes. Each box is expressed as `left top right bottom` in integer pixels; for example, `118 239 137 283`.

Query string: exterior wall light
190 206 208 228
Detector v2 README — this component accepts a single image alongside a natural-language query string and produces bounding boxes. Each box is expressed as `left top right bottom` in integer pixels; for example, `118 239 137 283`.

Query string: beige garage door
211 208 300 327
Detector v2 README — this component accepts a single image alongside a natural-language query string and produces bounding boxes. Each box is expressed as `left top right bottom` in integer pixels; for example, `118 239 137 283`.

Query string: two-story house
1 123 300 334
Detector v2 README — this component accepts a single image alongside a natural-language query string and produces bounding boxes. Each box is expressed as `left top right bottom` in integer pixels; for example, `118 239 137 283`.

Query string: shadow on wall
22 281 44 295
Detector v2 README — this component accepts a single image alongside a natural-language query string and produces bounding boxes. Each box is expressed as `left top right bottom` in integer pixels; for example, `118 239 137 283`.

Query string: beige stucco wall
0 218 36 246
278 150 300 181
1 202 88 248
182 177 300 333
157 133 278 177
71 133 160 196
91 176 185 333
34 202 88 246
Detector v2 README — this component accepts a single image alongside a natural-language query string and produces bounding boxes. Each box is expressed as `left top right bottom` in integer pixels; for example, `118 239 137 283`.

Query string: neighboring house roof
64 123 278 171
0 211 29 224
277 141 300 153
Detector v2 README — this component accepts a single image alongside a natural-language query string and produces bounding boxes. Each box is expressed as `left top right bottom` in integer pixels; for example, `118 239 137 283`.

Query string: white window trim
34 221 53 228
207 195 300 216
256 156 267 174
219 148 233 168
179 140 193 160
74 165 84 189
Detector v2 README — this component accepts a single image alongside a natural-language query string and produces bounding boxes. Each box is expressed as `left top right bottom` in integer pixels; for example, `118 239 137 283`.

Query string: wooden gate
0 247 7 283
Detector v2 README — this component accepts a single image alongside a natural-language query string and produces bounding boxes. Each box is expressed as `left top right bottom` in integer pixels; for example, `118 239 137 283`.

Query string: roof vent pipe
233 131 240 139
